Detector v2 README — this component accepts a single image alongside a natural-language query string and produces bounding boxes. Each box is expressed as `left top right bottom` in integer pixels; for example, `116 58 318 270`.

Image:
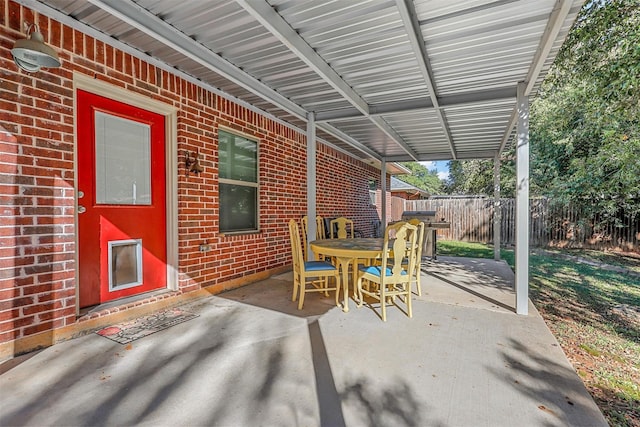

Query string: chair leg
292 277 299 302
406 284 413 318
415 266 422 296
356 277 364 308
298 285 305 310
380 284 387 322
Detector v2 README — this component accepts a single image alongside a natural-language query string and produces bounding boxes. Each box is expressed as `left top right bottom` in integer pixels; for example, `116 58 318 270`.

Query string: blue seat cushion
359 265 407 277
304 260 337 271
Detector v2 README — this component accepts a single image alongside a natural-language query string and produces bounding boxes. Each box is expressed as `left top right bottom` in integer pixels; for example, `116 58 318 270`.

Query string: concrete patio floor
0 257 607 426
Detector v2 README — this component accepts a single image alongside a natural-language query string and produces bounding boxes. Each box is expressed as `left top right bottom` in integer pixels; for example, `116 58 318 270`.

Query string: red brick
0 315 34 333
0 3 383 348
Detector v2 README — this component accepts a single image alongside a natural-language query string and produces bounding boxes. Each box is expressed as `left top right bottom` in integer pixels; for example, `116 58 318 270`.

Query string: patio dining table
309 237 385 312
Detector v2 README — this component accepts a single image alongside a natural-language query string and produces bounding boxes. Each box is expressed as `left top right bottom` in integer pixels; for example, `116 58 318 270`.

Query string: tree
398 162 443 194
531 0 640 219
444 159 493 195
444 157 516 197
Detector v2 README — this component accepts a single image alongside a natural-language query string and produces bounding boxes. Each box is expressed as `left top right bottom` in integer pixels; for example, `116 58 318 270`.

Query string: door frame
73 73 179 316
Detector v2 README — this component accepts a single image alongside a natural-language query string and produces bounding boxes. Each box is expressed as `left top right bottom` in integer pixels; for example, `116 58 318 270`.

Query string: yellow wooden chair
356 221 418 321
406 219 426 296
288 219 340 310
330 217 354 239
315 215 326 239
303 215 328 259
301 215 310 260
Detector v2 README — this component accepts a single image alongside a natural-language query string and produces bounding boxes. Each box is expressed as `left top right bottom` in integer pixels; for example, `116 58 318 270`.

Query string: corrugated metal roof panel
31 0 585 162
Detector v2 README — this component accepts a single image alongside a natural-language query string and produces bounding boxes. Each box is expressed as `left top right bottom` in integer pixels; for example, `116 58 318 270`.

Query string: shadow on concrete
488 337 608 426
340 377 423 427
425 269 515 313
0 260 608 426
220 273 339 319
420 256 517 313
0 301 316 426
308 319 345 427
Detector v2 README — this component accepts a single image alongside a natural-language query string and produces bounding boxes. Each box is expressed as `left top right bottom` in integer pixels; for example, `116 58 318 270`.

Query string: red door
77 90 167 308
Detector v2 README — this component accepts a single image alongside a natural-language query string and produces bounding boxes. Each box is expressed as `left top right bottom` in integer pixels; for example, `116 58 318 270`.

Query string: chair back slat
301 216 309 260
330 217 354 239
315 216 326 239
289 219 303 274
381 221 417 280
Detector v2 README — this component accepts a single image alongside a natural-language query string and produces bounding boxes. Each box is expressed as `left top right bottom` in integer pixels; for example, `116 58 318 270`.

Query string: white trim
74 73 177 115
108 239 143 291
73 73 179 317
219 178 259 188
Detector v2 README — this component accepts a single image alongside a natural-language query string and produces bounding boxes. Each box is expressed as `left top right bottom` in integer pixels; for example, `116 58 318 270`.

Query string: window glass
219 183 257 232
219 131 257 182
95 112 151 205
219 130 258 232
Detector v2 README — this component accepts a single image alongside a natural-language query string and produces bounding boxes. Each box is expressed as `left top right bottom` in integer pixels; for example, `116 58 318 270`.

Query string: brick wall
0 1 386 347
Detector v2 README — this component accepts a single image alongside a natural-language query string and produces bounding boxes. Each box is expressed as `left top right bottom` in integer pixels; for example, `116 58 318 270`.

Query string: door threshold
79 289 173 318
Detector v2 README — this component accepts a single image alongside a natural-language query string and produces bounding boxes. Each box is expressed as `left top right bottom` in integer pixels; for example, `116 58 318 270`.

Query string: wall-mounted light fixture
11 23 61 72
184 150 204 176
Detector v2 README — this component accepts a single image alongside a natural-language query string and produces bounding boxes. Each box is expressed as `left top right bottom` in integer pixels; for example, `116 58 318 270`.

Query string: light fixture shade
11 26 61 72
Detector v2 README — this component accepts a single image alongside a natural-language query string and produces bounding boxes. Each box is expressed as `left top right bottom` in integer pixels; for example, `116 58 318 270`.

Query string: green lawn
437 240 640 426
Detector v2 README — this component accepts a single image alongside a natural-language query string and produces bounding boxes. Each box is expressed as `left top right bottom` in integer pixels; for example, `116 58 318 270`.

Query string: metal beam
515 82 530 315
316 124 382 161
498 108 518 153
237 0 421 162
381 158 387 228
384 149 498 163
419 0 521 25
86 0 307 120
525 0 574 96
494 153 501 261
316 87 516 122
395 0 457 159
369 117 419 161
307 113 317 261
17 0 303 130
18 0 391 172
81 0 398 164
236 0 369 116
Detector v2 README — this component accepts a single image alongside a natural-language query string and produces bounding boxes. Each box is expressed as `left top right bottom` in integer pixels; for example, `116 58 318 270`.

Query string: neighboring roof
28 0 584 163
390 176 430 198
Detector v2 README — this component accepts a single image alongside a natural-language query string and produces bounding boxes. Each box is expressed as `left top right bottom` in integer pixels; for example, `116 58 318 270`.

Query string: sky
419 161 450 181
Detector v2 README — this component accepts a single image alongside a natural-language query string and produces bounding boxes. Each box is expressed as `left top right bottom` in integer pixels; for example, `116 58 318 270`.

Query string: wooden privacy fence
396 197 639 251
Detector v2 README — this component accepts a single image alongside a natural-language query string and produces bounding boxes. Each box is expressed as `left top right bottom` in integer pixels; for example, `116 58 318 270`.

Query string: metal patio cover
28 0 584 164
